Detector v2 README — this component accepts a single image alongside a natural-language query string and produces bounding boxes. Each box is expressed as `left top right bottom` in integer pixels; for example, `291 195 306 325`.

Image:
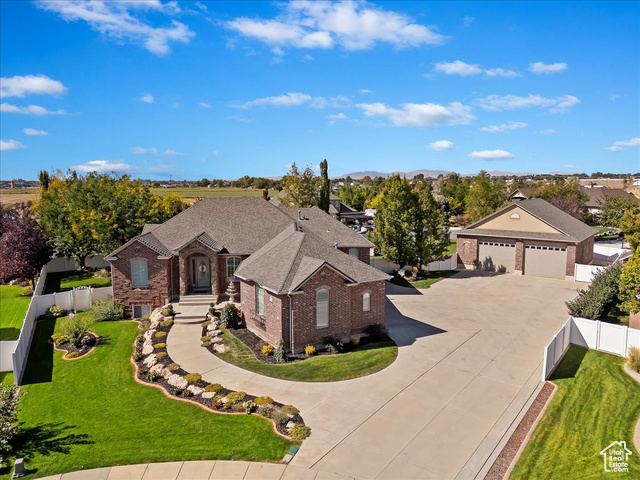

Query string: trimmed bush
201 341 212 348
226 391 246 404
351 336 360 346
304 344 316 357
154 343 166 349
92 299 125 322
272 411 289 426
366 324 389 341
628 346 640 373
201 320 212 328
154 331 167 339
160 319 174 327
281 405 300 416
147 371 160 382
232 402 245 412
204 383 223 393
162 304 175 317
51 332 65 343
66 352 79 359
566 264 622 319
274 338 286 364
220 304 239 329
167 363 180 371
155 352 167 359
288 424 311 441
255 396 274 405
47 305 67 318
201 335 212 342
184 373 202 383
259 406 275 418
261 344 274 356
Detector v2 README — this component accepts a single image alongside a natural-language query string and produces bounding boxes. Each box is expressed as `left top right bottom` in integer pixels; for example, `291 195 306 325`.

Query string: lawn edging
50 331 100 360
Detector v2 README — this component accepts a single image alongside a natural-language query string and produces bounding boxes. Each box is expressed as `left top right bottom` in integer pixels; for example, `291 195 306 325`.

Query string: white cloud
476 94 579 113
72 160 134 173
226 1 447 53
429 140 454 152
234 92 312 109
433 61 519 78
1 74 67 98
359 89 373 94
0 102 66 115
0 139 27 151
605 137 640 152
132 146 186 156
199 102 211 108
468 149 514 160
529 61 568 74
23 128 49 136
301 54 314 62
539 129 557 135
480 121 527 134
36 0 194 55
310 95 351 109
139 93 154 103
146 160 177 172
433 60 482 76
327 112 347 125
463 16 474 26
356 101 475 127
194 1 208 12
162 149 186 157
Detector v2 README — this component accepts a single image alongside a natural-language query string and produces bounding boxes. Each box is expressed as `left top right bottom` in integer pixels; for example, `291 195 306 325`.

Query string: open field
151 187 265 202
0 188 39 207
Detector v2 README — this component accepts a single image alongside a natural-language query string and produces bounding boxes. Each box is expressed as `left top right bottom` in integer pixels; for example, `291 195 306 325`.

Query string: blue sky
1 0 639 180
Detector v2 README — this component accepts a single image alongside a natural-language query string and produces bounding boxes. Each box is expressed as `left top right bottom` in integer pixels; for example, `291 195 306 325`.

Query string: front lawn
511 346 640 479
43 270 111 294
0 285 31 340
389 270 457 289
446 240 457 255
216 329 398 382
0 318 291 479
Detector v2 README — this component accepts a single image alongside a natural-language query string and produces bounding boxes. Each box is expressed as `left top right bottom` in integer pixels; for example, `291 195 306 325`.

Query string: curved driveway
167 272 581 480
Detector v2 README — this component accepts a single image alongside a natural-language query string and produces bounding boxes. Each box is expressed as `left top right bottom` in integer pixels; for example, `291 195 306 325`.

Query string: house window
349 248 359 258
131 260 148 288
363 293 371 312
133 305 151 318
510 213 520 219
227 256 242 279
316 289 329 328
256 286 264 316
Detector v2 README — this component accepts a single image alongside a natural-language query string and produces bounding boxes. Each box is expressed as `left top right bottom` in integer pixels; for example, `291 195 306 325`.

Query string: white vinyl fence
542 316 640 380
33 255 109 295
370 255 457 275
573 264 606 283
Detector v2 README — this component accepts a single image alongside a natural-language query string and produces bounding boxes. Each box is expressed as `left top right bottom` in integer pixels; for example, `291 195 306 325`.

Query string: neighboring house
270 190 367 223
509 186 638 215
106 197 388 352
508 187 534 202
457 198 595 280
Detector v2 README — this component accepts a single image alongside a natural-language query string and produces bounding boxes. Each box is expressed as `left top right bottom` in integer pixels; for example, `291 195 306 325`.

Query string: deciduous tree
531 179 588 220
280 163 318 208
413 183 449 270
599 195 640 228
337 185 371 211
620 208 640 252
465 175 507 221
618 253 640 314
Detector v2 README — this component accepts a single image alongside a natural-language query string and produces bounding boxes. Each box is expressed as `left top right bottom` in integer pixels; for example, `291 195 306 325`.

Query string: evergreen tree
319 159 330 213
274 338 286 363
38 170 50 191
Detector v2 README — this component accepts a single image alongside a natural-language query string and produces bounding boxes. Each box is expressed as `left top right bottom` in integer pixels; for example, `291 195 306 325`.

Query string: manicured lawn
0 372 14 386
43 271 111 294
217 329 398 382
0 318 292 479
389 270 458 289
0 285 31 340
446 240 457 255
511 346 640 479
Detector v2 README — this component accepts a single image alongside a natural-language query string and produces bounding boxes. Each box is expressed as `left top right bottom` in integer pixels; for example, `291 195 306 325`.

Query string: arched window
510 213 520 219
316 289 329 328
363 292 371 312
227 256 242 279
349 248 359 258
131 260 148 288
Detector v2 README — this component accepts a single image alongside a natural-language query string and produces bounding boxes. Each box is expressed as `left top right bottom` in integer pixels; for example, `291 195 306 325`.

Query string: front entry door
191 256 211 291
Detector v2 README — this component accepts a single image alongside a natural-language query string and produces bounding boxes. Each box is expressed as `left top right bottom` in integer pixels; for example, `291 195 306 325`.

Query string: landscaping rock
168 374 188 389
143 354 157 368
150 364 165 376
150 309 164 324
142 343 154 355
286 421 296 430
213 343 230 354
201 392 216 399
143 330 156 341
187 385 204 396
162 368 173 379
220 396 229 404
210 336 223 344
209 329 222 336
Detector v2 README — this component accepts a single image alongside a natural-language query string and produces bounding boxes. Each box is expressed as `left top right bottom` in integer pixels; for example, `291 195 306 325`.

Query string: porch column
179 255 188 296
211 252 219 297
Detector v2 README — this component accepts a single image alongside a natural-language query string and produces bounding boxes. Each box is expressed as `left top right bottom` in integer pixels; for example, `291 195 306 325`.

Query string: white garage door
524 244 567 279
477 240 516 273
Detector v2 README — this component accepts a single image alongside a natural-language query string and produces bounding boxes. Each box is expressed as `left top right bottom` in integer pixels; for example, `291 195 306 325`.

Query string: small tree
318 159 330 213
220 303 239 328
0 384 21 459
620 208 640 252
599 196 639 228
465 174 507 221
618 253 640 314
566 263 622 319
38 169 50 190
281 163 318 208
274 338 286 363
413 183 450 271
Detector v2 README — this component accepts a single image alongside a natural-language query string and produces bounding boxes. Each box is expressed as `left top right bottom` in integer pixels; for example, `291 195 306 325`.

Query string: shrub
274 338 286 364
135 334 144 344
259 406 275 418
255 396 274 405
154 331 167 339
47 305 67 318
566 264 622 319
201 335 212 342
222 402 233 410
326 343 340 355
147 370 160 382
201 320 212 328
51 332 65 343
0 384 21 454
167 363 180 371
205 383 223 393
226 391 246 404
132 351 143 361
66 352 79 359
201 341 212 348
281 405 300 416
220 304 239 329
304 344 316 357
184 373 202 383
154 343 166 350
22 286 33 297
142 315 150 321
183 389 193 398
244 401 257 414
209 307 215 315
61 314 95 348
139 319 150 332
628 346 640 373
261 344 274 356
92 299 124 322
172 387 184 396
232 402 245 412
323 336 343 353
162 304 175 317
160 319 174 327
366 324 389 341
94 268 110 278
272 411 289 426
155 351 167 359
138 367 148 376
351 336 360 347
288 424 311 441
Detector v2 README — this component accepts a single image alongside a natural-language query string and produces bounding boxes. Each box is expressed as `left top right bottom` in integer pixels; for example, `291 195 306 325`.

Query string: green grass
446 240 457 255
389 270 457 289
216 329 398 382
0 285 31 340
511 346 640 479
151 187 265 199
0 319 292 479
43 271 111 295
0 372 14 386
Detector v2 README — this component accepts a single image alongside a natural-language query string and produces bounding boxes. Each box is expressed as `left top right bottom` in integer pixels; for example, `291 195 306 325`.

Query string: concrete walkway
38 460 352 480
165 272 581 480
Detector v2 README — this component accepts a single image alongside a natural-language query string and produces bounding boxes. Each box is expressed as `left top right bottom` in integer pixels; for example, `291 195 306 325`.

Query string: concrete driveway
167 272 581 480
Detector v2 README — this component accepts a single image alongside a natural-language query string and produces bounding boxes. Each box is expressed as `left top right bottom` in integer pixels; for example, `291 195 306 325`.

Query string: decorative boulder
142 343 154 355
208 329 222 337
201 392 216 399
187 385 204 396
286 421 296 430
150 364 165 376
213 343 230 354
149 309 164 324
143 354 157 368
143 330 156 341
162 368 173 379
210 336 223 344
168 374 188 389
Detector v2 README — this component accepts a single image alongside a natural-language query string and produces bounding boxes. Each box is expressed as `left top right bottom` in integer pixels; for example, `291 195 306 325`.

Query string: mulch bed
51 332 98 359
134 319 305 438
483 382 556 480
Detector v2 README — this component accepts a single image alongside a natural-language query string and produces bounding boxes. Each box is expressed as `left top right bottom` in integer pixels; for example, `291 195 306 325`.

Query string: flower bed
133 308 310 441
50 331 98 359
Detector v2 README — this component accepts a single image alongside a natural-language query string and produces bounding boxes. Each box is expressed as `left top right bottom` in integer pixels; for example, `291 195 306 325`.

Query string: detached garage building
457 198 595 280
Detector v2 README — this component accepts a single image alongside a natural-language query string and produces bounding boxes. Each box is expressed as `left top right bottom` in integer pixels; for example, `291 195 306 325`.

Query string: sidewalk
38 460 352 480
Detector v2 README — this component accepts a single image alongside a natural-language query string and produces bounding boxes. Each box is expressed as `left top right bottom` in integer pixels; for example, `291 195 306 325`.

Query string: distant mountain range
335 169 555 179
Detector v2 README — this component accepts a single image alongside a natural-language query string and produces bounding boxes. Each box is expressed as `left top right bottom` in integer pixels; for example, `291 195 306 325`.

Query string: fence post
595 320 601 350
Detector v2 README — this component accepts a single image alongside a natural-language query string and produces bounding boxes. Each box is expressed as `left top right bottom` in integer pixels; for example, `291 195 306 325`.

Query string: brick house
106 197 388 352
457 198 595 280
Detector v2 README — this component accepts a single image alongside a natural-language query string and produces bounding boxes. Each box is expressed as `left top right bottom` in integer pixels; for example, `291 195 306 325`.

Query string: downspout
288 293 294 353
